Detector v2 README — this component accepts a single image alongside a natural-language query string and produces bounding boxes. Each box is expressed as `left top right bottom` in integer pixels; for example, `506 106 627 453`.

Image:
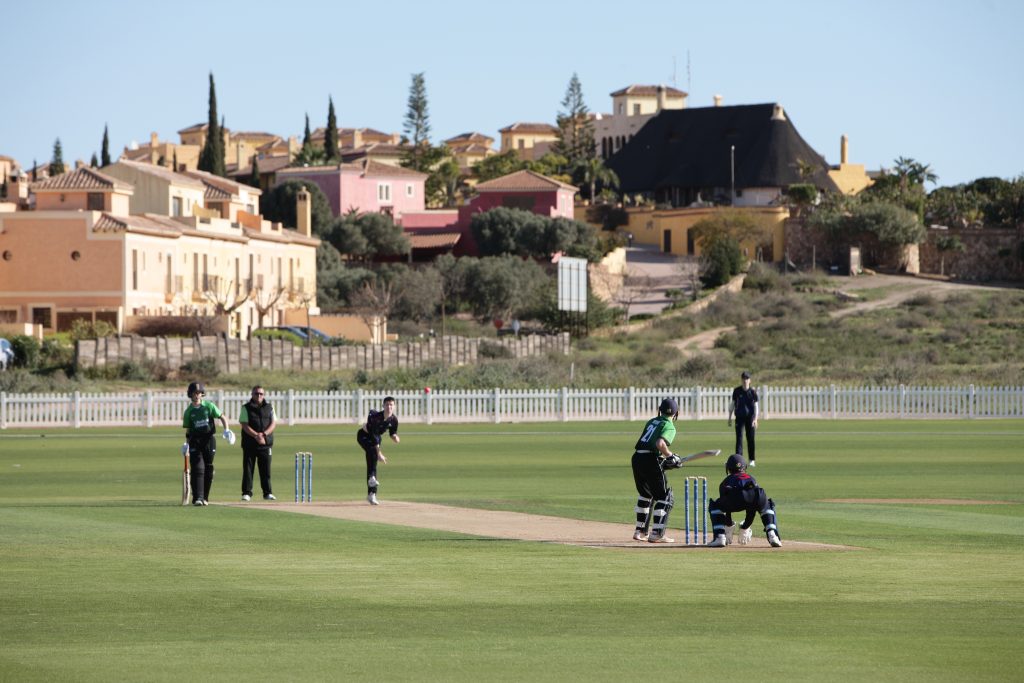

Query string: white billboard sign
557 256 588 312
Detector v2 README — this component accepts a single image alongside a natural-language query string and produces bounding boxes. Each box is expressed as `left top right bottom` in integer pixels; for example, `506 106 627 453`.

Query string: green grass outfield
2 419 1022 682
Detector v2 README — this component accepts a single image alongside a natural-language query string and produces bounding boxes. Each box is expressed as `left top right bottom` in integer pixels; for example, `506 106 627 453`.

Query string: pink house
275 160 427 220
402 170 578 258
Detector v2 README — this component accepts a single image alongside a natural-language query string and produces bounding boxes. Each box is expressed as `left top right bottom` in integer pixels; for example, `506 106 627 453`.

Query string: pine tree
198 73 226 176
49 138 66 176
554 73 596 174
402 72 431 171
101 124 111 166
324 96 339 162
90 153 99 168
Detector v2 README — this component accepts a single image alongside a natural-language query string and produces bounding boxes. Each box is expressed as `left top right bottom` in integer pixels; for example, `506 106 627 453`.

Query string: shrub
743 263 791 293
40 337 74 369
70 318 117 341
10 335 40 369
180 356 220 380
478 340 513 359
251 329 304 345
700 234 743 288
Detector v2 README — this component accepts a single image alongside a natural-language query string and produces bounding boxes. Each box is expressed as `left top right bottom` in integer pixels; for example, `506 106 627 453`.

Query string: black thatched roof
607 103 839 196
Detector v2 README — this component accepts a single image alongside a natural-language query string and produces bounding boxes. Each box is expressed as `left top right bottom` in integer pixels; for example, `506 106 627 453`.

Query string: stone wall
784 219 919 273
76 333 571 375
919 227 1023 282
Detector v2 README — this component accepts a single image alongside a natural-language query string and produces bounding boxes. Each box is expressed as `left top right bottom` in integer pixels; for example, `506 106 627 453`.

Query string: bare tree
352 278 402 343
252 285 285 330
201 278 251 338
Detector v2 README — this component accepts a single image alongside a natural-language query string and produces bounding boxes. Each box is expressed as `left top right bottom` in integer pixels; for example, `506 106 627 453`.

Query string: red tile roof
362 159 427 179
445 132 495 145
112 159 205 189
32 167 133 192
407 231 462 249
474 169 577 193
185 169 261 199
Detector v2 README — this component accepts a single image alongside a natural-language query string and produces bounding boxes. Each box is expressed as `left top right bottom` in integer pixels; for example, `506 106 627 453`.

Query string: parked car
0 338 14 370
260 326 334 343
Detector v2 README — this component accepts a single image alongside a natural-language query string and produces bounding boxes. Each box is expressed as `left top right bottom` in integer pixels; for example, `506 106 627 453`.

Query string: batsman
182 382 229 506
630 397 681 543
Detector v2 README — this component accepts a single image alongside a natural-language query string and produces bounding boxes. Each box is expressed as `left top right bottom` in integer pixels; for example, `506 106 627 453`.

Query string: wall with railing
0 385 1021 429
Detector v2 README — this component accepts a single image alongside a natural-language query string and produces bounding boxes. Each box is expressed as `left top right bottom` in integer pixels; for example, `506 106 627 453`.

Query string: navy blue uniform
357 409 398 495
731 385 758 462
708 470 779 540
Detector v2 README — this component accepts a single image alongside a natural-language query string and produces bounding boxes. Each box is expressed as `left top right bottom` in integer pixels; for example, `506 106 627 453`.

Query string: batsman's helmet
726 453 746 473
187 382 205 398
659 397 679 418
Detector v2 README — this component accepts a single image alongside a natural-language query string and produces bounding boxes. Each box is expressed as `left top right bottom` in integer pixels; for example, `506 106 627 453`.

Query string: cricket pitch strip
220 500 854 551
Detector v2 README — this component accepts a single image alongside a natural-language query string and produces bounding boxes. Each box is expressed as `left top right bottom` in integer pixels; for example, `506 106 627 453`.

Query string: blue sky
2 0 1021 187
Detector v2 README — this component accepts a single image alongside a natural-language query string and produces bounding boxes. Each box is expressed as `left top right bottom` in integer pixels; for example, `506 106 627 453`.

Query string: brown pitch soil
220 500 855 551
821 498 1015 505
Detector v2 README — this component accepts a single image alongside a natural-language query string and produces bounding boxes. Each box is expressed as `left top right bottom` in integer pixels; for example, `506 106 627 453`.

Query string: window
172 196 183 216
377 182 392 204
132 250 138 290
618 103 624 114
517 139 525 150
633 104 641 115
31 307 51 328
87 193 104 210
406 184 414 198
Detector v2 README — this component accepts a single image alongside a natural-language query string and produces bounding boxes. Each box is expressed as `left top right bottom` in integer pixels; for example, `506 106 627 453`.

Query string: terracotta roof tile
233 155 293 175
610 84 688 97
33 167 133 192
408 231 462 249
112 159 205 189
445 132 495 145
184 169 260 199
362 159 427 179
474 169 577 193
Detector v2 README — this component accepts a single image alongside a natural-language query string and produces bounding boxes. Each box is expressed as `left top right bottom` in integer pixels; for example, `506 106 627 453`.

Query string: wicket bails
294 452 313 502
682 476 708 545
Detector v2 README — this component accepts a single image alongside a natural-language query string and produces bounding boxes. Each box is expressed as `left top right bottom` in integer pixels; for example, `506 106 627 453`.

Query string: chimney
236 142 245 168
713 94 723 107
296 188 311 237
841 134 849 164
771 104 786 121
150 132 159 148
657 84 667 112
75 159 85 170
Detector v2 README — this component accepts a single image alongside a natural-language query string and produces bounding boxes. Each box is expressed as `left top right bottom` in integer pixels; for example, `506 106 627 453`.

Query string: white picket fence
0 385 1021 428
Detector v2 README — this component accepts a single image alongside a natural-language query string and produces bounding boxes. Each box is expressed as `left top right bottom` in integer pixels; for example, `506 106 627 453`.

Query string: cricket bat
181 452 191 506
679 449 721 464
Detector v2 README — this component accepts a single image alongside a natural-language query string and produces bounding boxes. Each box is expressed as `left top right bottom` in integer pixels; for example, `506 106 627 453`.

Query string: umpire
630 397 681 543
728 370 759 467
239 385 276 502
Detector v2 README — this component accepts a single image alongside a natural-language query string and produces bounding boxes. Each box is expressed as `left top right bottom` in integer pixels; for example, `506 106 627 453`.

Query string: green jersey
634 415 676 452
183 400 222 436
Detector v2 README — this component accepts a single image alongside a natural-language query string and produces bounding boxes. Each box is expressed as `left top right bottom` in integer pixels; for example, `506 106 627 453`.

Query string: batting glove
661 453 683 470
739 527 753 545
222 429 236 446
181 442 189 456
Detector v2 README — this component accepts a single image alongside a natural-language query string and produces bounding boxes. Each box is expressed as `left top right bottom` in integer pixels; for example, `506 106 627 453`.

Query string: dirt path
220 500 851 552
670 274 1009 355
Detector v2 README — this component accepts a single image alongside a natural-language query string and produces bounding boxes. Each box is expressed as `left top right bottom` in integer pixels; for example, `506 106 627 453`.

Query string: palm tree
578 157 619 203
894 156 938 191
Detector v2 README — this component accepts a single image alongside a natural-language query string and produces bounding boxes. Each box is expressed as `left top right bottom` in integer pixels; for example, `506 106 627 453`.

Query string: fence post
560 387 568 422
145 391 154 428
354 389 363 424
425 389 433 426
762 386 769 420
831 384 837 420
626 387 634 421
494 388 502 424
968 384 975 419
287 388 295 426
899 384 906 420
72 391 81 428
0 391 5 429
694 386 702 420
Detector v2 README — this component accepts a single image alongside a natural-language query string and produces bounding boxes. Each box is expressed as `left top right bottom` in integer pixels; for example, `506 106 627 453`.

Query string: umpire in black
240 385 276 501
728 370 759 467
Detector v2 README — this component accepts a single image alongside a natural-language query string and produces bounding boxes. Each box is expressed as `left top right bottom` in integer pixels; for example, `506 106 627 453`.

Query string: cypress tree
90 153 99 168
303 113 312 148
32 159 37 182
173 149 179 173
325 97 339 162
49 138 66 176
198 73 226 176
101 124 111 166
249 155 260 189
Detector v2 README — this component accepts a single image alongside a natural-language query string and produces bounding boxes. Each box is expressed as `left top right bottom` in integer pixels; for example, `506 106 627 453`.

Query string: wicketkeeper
631 397 682 543
182 382 228 506
706 453 781 547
